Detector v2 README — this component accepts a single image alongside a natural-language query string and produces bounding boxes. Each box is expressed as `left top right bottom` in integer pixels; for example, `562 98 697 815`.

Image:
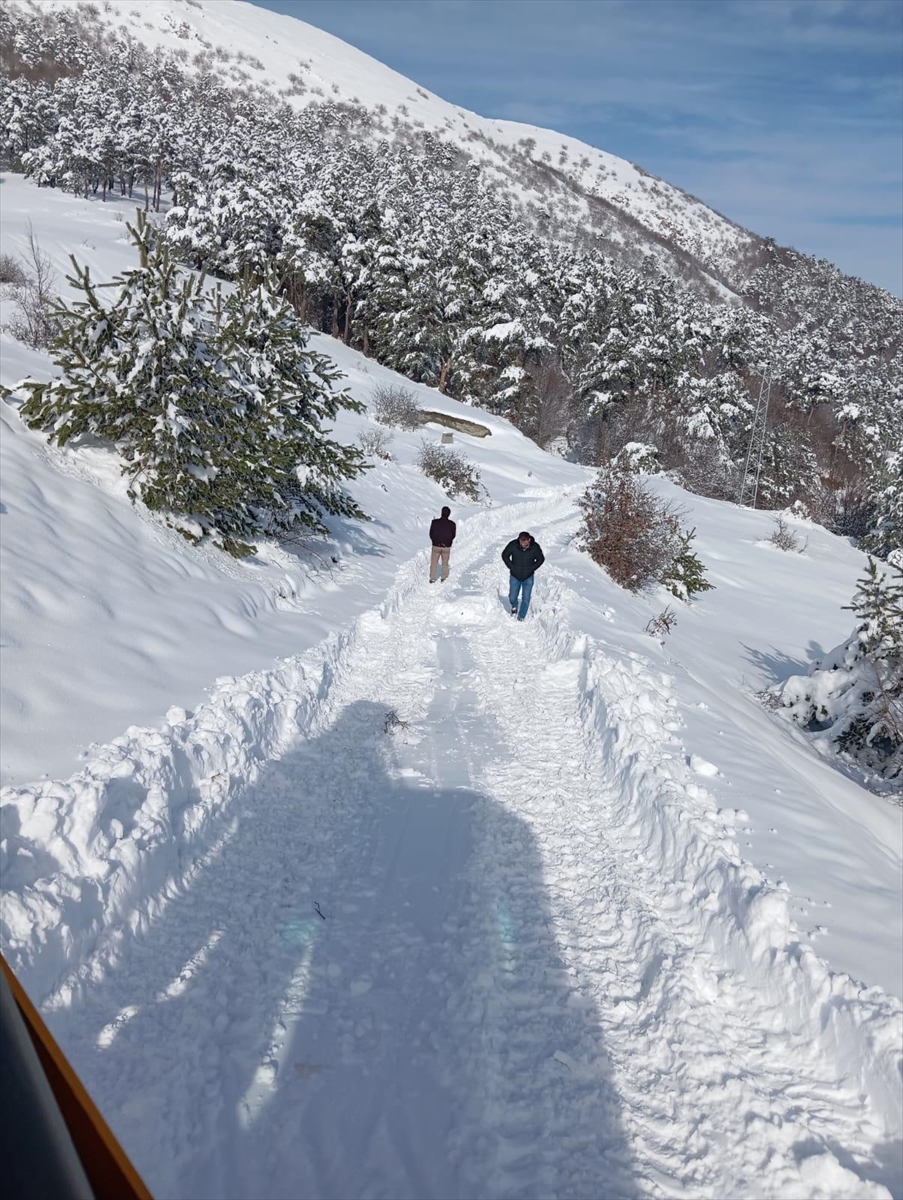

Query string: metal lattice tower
737 367 772 508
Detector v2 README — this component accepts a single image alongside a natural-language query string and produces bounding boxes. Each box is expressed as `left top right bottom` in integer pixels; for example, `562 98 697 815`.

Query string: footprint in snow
293 1062 325 1078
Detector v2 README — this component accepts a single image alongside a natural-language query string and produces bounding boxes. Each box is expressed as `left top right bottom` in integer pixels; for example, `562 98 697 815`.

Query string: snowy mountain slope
27 0 757 291
0 174 588 785
1 167 902 1198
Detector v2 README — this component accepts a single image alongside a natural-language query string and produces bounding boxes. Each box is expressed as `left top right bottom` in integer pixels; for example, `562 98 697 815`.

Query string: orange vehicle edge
1 954 153 1200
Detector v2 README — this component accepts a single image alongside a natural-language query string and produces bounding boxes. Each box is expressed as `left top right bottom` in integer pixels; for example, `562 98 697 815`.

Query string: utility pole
737 366 772 508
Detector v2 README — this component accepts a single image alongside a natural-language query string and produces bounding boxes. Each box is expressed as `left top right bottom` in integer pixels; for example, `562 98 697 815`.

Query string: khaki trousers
430 545 451 581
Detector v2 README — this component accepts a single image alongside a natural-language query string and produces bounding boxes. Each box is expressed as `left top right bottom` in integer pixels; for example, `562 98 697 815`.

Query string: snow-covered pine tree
754 422 821 510
212 271 366 546
836 559 903 778
0 77 57 168
661 527 715 602
14 214 365 555
16 212 227 524
861 451 903 566
772 558 902 782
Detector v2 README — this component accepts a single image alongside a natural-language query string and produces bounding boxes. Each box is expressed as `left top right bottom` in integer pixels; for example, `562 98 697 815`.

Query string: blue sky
249 0 902 295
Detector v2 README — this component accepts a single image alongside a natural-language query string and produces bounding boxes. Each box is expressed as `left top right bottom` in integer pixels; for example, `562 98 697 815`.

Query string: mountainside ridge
5 0 760 291
2 0 901 560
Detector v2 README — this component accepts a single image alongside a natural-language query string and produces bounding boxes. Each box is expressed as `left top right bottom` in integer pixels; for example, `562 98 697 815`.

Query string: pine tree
754 424 820 510
834 559 903 776
212 271 367 544
845 558 903 668
861 452 903 565
15 215 366 554
18 212 226 517
661 528 715 602
774 559 902 781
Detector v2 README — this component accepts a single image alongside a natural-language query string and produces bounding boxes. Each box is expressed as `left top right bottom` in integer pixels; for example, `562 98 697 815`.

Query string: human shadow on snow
51 701 634 1200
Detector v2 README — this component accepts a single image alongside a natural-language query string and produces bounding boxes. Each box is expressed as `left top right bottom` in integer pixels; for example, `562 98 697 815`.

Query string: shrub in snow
646 606 678 639
577 467 713 599
768 516 807 554
771 559 902 782
357 428 394 462
3 225 59 350
0 253 26 285
372 383 422 431
12 214 366 556
578 468 680 591
416 441 484 502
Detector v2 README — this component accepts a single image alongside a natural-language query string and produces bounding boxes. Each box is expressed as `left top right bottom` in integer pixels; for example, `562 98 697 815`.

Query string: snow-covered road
3 497 897 1200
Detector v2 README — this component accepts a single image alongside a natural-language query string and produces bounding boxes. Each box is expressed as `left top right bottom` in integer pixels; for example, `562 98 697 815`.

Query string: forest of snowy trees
1 2 900 558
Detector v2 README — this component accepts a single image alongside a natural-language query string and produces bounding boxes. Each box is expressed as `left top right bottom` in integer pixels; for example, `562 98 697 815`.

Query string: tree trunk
438 357 452 394
343 295 354 345
596 424 607 467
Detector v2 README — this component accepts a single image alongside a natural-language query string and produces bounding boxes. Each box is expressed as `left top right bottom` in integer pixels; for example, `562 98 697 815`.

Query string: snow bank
527 563 903 1152
1 626 347 1002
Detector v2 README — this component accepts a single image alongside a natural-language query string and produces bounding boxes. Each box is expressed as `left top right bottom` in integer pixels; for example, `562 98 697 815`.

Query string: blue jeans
508 574 534 620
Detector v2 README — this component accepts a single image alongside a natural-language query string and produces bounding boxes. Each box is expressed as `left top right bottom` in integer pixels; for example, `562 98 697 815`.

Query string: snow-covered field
1 173 902 1199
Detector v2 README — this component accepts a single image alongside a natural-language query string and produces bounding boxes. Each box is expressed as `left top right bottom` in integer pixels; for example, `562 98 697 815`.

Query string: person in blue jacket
501 532 544 620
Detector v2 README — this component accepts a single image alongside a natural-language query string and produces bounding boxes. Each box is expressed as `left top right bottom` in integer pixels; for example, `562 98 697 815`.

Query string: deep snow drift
1 174 902 1199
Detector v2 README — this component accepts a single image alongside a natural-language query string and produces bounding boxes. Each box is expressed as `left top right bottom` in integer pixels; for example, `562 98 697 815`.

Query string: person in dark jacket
502 532 545 619
429 506 456 582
